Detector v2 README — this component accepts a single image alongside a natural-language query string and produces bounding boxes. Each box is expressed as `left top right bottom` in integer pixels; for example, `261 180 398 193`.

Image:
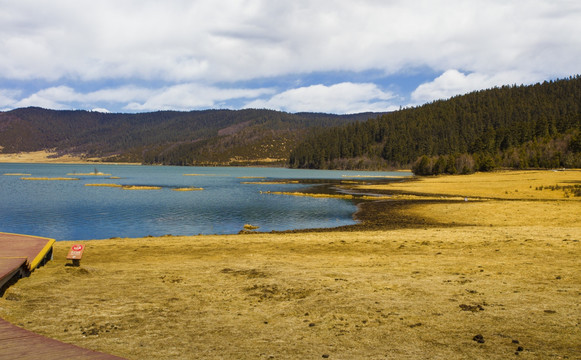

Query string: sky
1 0 580 114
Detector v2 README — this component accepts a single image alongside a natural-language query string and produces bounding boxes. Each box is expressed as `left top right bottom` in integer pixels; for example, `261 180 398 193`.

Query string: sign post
66 244 85 266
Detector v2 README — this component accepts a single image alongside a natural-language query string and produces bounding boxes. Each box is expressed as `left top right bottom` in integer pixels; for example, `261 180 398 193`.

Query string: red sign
67 244 85 260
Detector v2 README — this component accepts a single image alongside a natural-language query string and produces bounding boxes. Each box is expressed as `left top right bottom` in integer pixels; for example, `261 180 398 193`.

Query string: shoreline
2 161 414 239
269 178 438 234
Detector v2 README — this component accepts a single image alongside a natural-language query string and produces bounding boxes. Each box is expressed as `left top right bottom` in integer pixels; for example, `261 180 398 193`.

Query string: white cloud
12 86 152 110
244 83 398 114
410 70 539 104
7 84 273 112
124 84 274 111
13 87 71 110
1 0 579 83
1 1 580 112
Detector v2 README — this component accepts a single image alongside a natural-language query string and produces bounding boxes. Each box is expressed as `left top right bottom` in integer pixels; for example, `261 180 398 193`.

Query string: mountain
0 108 380 166
289 76 581 172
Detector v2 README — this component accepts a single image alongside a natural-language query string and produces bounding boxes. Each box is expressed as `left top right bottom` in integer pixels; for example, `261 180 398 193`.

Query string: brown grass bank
0 170 579 359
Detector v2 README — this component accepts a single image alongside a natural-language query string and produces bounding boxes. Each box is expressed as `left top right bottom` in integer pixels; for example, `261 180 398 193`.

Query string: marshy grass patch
262 190 396 201
262 191 354 199
172 187 204 191
241 180 300 185
120 185 162 190
20 177 80 181
84 184 123 188
353 170 581 228
3 173 32 176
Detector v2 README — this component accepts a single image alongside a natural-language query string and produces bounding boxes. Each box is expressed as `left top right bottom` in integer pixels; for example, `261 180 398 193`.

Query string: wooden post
66 244 85 267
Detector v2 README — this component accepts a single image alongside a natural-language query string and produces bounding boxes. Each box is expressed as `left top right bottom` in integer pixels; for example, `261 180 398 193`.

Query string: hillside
289 76 581 172
0 108 378 166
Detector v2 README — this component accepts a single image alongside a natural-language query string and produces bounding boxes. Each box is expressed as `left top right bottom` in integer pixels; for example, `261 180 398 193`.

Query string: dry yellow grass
358 170 581 200
0 150 102 163
405 200 580 228
0 170 580 359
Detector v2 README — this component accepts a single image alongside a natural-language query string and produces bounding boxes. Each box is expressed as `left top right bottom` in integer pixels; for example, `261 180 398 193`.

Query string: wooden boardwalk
0 232 125 359
0 232 55 295
0 319 124 359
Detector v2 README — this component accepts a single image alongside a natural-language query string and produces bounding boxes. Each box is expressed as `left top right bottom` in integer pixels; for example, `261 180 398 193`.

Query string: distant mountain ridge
0 108 381 166
4 76 579 171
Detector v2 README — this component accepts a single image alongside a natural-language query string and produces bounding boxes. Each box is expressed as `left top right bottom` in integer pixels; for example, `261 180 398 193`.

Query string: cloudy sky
1 0 580 114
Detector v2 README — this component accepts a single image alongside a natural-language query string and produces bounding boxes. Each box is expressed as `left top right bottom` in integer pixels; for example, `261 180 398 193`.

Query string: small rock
512 340 519 344
516 346 524 352
309 323 316 327
322 355 330 359
472 334 485 343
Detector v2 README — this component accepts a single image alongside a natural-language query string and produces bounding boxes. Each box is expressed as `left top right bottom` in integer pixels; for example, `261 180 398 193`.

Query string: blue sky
1 0 580 114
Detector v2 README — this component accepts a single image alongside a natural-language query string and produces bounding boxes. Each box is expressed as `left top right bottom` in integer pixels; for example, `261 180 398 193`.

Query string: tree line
289 76 581 173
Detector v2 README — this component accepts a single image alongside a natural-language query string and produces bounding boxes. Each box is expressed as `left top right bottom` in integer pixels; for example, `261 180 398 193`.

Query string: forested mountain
289 76 581 173
0 108 378 165
3 76 580 170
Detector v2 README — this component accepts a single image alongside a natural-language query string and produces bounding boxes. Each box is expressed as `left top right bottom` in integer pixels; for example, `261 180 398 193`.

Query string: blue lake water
0 163 408 241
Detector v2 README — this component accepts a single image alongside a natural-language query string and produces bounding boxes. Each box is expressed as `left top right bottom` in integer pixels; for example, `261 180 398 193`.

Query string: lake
0 163 408 241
